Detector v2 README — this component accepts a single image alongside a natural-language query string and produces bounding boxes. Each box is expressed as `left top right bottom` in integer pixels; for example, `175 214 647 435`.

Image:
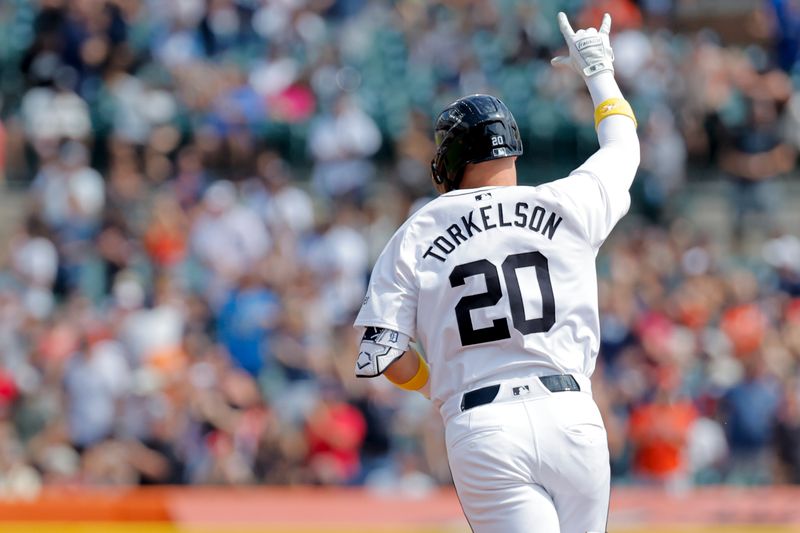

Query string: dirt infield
0 524 797 533
0 525 466 533
3 487 800 531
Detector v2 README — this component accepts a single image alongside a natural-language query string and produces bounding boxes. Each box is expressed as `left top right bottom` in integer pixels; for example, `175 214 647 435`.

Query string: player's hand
551 12 614 79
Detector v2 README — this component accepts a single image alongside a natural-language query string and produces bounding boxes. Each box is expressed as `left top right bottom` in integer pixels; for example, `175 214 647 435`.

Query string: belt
460 374 581 412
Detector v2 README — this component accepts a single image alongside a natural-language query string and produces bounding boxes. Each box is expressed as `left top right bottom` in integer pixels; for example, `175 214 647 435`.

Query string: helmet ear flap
431 144 466 193
430 157 450 194
431 159 443 185
431 145 451 193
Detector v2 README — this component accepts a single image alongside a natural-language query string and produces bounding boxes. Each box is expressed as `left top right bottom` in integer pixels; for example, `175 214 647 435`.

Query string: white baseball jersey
355 163 630 409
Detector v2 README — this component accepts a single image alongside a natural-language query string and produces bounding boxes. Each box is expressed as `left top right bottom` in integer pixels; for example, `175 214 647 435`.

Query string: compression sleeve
581 72 640 194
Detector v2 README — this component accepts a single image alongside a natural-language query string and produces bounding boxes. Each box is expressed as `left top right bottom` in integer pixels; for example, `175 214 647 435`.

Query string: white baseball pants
442 374 610 533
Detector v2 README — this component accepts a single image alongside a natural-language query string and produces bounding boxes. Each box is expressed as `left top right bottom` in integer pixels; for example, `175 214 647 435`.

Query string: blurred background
1 0 800 530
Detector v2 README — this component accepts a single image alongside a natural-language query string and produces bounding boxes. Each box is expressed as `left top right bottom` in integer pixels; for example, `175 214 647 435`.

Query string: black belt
460 374 581 412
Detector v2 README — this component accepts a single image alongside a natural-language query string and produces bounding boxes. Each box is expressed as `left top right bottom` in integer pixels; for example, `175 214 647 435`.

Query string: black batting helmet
431 94 523 193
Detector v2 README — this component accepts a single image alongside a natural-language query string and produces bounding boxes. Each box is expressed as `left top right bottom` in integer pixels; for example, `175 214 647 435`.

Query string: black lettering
514 202 528 228
446 223 468 245
497 203 512 227
461 211 482 237
480 205 496 230
502 251 556 334
529 206 545 232
542 213 563 240
450 251 556 347
434 236 456 254
423 246 445 262
449 259 510 346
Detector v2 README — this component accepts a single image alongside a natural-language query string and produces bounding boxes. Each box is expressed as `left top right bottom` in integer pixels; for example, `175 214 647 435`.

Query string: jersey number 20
449 251 555 346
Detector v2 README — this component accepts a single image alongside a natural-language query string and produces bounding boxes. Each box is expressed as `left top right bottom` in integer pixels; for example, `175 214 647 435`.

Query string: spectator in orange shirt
579 0 642 31
628 366 698 485
143 194 189 269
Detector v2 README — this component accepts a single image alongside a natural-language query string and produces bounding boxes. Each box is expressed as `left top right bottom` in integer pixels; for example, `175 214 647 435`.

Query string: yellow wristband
387 350 429 391
594 98 637 129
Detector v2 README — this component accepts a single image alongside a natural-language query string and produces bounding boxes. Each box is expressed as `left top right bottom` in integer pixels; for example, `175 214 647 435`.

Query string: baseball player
354 12 639 533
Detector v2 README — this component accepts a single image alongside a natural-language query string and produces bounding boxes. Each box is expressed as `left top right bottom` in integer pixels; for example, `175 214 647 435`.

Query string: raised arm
549 12 640 247
552 12 639 184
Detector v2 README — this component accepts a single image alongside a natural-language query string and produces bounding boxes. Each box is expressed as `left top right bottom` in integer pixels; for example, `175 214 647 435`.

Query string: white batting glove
551 12 614 79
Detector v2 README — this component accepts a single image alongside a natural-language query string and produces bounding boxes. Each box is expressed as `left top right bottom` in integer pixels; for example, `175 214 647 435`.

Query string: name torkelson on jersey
422 198 563 263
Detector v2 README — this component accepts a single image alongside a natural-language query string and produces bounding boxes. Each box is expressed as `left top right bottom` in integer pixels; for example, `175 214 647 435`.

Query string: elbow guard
355 327 410 378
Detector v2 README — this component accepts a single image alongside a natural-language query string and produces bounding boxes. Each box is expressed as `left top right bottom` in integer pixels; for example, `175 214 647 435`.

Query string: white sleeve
544 73 640 250
354 223 418 339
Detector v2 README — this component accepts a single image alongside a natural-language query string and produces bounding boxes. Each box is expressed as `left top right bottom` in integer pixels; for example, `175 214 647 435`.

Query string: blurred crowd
0 0 799 497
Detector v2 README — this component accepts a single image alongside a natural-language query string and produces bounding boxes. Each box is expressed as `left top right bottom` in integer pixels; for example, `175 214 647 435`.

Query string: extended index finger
599 13 612 35
557 12 575 38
